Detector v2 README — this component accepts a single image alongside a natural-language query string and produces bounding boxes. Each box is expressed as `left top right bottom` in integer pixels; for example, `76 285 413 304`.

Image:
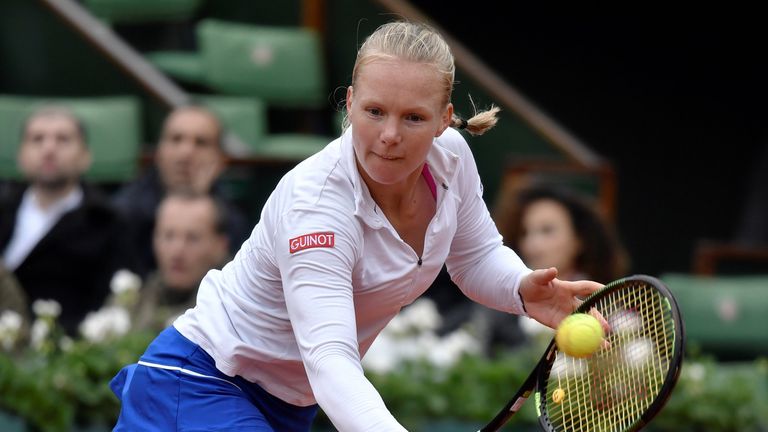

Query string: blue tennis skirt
110 326 318 431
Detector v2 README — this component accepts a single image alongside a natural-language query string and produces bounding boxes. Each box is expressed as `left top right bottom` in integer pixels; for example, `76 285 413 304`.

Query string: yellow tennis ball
555 313 604 358
552 388 565 403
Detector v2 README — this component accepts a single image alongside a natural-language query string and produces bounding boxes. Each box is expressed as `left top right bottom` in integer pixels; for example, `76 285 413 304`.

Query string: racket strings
543 282 676 431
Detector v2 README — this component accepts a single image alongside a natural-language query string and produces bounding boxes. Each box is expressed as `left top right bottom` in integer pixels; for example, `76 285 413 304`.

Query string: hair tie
458 118 468 130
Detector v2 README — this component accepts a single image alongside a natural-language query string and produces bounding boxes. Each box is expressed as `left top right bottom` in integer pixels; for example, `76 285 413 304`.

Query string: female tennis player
110 20 603 431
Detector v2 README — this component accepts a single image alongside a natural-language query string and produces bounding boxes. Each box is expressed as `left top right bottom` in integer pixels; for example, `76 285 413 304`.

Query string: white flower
382 314 409 336
59 336 74 352
79 306 131 343
551 353 588 378
402 332 439 362
0 310 22 332
362 332 400 374
110 269 141 308
608 309 642 334
32 299 62 319
364 298 487 373
30 318 51 350
684 362 706 383
622 337 654 369
400 298 442 332
428 328 480 369
0 310 23 350
110 269 142 295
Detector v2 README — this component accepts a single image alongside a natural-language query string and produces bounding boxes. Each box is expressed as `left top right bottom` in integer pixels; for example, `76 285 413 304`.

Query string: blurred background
3 1 766 275
1 1 766 431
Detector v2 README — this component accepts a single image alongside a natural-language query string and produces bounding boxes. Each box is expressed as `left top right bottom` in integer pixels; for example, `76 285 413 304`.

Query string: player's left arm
442 136 531 315
443 135 601 321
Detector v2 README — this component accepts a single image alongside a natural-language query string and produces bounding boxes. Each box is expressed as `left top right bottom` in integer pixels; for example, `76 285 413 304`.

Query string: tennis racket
479 274 685 432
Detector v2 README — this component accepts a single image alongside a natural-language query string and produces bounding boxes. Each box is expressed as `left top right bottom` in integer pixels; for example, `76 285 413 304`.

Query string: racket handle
478 373 537 431
479 340 556 432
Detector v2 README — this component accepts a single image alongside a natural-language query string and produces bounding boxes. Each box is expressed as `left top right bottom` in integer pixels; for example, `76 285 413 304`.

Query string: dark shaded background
2 1 764 277
409 7 768 276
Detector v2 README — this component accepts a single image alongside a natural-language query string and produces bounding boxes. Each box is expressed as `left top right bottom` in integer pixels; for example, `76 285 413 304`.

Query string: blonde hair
348 21 499 136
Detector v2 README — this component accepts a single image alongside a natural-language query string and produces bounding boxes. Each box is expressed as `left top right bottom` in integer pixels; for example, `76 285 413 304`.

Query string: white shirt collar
25 185 84 216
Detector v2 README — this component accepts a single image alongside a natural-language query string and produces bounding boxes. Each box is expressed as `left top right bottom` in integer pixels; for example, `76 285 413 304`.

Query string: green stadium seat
255 133 331 160
661 273 768 360
82 0 203 24
194 94 268 150
190 94 332 160
146 20 334 161
197 19 327 109
146 51 206 86
0 95 142 183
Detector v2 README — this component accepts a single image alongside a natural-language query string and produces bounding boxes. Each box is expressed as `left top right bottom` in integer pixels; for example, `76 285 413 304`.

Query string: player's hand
519 267 604 330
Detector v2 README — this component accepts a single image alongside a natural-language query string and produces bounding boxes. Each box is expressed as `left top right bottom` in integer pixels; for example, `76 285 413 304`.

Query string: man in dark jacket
0 106 137 335
111 105 250 277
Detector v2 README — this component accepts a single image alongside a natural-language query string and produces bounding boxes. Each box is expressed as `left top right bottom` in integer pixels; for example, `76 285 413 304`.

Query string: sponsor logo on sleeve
289 232 335 253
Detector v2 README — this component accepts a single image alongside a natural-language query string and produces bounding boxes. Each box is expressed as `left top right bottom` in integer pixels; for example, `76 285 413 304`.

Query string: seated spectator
500 184 629 284
129 192 230 332
0 106 137 334
475 183 630 355
421 184 630 353
112 105 250 277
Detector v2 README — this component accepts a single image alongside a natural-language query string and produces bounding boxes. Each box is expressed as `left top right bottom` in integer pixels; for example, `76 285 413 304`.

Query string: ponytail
451 105 500 136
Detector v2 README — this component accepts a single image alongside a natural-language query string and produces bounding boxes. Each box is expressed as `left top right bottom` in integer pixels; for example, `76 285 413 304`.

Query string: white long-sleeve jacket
174 126 531 431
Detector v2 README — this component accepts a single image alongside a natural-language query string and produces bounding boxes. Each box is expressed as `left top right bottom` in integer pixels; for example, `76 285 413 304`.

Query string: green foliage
2 327 767 432
314 345 768 432
652 357 768 432
0 331 155 432
365 348 542 430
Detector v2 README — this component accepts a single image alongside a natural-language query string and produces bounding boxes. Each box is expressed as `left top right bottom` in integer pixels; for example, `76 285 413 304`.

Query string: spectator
0 106 137 334
499 184 629 284
415 185 631 356
130 192 230 332
474 183 630 355
112 104 250 277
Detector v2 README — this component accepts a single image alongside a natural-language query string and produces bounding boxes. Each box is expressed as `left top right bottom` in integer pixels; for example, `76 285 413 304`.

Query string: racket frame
479 274 686 432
